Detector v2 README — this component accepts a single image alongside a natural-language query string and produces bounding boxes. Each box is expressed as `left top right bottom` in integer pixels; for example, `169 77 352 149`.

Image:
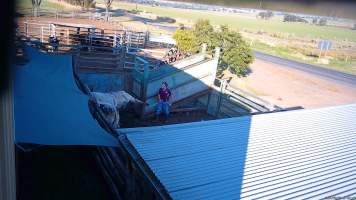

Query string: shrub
318 18 327 26
156 16 176 24
216 26 254 76
312 18 318 24
173 20 254 76
172 29 199 54
283 14 308 23
193 19 217 51
257 11 274 20
63 0 95 8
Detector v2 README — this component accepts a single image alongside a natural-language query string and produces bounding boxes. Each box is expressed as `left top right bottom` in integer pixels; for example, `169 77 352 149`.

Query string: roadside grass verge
251 41 356 75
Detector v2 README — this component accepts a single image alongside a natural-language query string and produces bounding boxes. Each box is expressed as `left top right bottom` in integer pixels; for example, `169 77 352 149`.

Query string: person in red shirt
156 82 172 120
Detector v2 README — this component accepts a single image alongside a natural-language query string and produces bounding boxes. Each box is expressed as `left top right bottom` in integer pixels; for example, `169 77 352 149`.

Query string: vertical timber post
66 28 69 45
120 33 123 46
212 47 221 83
134 57 149 116
41 26 44 43
142 60 149 117
214 47 221 60
216 79 227 116
24 22 28 38
202 43 207 55
113 32 117 53
0 82 16 200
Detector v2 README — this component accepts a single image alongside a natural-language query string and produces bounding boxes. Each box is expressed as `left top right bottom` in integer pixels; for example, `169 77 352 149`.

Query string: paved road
254 51 356 87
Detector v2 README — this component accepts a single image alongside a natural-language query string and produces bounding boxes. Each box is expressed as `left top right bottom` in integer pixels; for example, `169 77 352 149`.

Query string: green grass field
112 2 356 42
17 0 356 42
16 0 66 11
16 0 356 74
251 41 356 75
110 2 356 74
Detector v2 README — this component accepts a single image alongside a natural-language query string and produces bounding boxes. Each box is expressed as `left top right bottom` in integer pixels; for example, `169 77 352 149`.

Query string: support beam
0 85 16 200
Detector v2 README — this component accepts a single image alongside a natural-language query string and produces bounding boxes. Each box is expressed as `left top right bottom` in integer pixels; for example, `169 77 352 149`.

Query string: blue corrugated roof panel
120 104 356 199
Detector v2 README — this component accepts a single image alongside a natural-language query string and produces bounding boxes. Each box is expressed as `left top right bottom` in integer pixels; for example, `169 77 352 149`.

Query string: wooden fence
17 21 148 49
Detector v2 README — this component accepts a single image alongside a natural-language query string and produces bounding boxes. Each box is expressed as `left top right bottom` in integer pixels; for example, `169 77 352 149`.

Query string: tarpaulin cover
14 47 118 146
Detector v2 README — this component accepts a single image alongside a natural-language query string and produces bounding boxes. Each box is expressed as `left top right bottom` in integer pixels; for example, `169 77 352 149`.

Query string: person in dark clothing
156 82 172 120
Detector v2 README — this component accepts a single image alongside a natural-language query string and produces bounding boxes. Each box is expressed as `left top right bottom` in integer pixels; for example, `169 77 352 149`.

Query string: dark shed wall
0 86 16 200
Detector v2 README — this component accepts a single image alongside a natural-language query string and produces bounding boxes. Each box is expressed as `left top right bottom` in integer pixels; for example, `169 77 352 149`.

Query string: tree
312 18 318 24
353 23 356 30
63 0 95 9
173 20 254 76
216 26 254 75
193 19 217 52
172 29 199 54
82 0 96 10
283 14 308 23
104 0 114 21
257 11 274 20
31 0 42 17
318 18 327 26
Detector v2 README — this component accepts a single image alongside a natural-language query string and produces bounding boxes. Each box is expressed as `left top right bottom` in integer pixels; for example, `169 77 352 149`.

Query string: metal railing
17 21 147 49
209 79 282 117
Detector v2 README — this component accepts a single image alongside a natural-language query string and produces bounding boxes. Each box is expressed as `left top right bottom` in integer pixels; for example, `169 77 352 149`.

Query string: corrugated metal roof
120 104 356 200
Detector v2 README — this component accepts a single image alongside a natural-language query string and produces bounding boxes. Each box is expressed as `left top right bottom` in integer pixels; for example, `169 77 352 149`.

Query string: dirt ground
229 59 356 109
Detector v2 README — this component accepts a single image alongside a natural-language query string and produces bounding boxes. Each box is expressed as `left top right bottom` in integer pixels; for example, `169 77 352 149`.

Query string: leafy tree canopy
172 29 199 54
173 20 254 76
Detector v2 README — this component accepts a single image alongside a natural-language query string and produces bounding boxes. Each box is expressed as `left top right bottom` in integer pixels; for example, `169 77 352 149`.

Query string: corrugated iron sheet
121 104 356 199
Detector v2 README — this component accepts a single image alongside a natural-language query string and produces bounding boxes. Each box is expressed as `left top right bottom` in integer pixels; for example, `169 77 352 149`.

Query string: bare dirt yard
229 59 356 109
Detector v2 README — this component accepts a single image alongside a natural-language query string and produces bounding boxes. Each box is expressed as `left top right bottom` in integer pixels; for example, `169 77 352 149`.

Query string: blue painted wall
78 73 126 92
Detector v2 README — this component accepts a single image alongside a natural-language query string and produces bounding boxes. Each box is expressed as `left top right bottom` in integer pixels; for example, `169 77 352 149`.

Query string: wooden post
202 43 207 55
142 60 149 116
24 22 28 38
66 28 70 45
216 79 227 116
127 31 131 47
214 47 221 60
113 32 117 48
53 25 56 38
144 31 149 48
134 57 149 116
120 33 123 46
41 26 44 43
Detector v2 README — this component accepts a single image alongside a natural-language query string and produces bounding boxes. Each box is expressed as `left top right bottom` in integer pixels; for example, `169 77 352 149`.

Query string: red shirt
158 88 171 102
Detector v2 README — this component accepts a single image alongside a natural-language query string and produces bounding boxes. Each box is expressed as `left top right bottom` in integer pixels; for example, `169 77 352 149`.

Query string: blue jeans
156 102 170 117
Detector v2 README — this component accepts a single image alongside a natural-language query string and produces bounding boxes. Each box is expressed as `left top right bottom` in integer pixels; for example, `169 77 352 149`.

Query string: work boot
154 115 160 122
163 114 169 123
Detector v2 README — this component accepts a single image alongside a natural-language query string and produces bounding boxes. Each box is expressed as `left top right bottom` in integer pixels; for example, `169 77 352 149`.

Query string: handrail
18 21 147 50
17 8 147 32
